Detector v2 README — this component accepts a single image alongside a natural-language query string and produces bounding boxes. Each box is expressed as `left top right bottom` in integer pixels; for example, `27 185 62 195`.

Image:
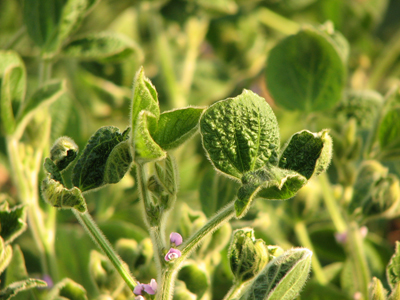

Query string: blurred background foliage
1 0 400 299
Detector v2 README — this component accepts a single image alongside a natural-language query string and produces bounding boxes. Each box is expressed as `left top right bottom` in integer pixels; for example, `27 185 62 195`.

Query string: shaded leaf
151 107 205 150
0 204 27 245
200 89 280 179
0 278 46 300
266 27 345 111
72 126 132 192
89 250 122 293
47 278 88 300
178 263 209 299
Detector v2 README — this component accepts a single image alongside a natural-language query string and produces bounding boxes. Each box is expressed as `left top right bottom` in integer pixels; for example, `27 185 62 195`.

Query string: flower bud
228 228 269 283
50 137 78 172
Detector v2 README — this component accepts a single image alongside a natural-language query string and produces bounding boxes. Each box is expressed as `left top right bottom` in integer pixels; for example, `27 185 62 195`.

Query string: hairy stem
74 210 137 291
294 221 327 285
223 282 248 300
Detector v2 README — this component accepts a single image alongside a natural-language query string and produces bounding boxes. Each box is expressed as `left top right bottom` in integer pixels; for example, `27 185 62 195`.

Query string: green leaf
44 158 64 183
134 110 166 163
0 51 25 76
89 250 122 293
72 126 132 192
200 89 280 179
130 67 160 138
155 154 178 196
0 237 12 275
200 168 239 218
178 263 209 299
240 248 312 300
62 32 139 62
0 279 46 300
15 80 66 138
47 278 88 300
369 277 388 300
279 130 333 179
235 164 307 218
41 177 87 212
0 204 27 245
50 136 79 172
387 241 400 290
5 246 28 287
151 107 205 150
379 107 400 151
266 27 346 111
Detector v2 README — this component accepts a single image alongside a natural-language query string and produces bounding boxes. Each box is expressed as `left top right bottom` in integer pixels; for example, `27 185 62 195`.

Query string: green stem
157 203 235 300
223 282 247 300
258 7 300 35
294 221 327 285
73 210 137 291
318 173 347 233
347 222 370 299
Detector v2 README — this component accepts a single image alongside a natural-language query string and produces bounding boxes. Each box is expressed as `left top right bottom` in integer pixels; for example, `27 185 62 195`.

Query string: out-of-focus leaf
62 32 139 62
195 0 238 14
98 220 147 245
178 263 209 298
0 237 12 275
72 126 132 192
89 250 122 293
4 246 28 287
200 89 280 179
0 204 27 245
266 27 346 112
369 277 388 300
47 278 88 300
379 107 400 152
0 279 46 300
301 280 351 300
151 107 205 150
240 248 312 300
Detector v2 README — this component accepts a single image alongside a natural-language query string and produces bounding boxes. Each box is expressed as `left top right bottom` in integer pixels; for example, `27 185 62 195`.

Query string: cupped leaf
240 248 312 300
178 263 209 299
279 130 332 179
41 177 87 212
0 237 12 275
0 278 47 300
15 80 66 138
235 164 307 218
44 158 64 183
134 110 166 163
72 126 132 192
0 204 27 245
387 241 400 290
200 89 280 179
50 136 79 172
369 277 388 300
151 107 205 150
379 107 400 152
62 32 139 62
266 27 346 111
47 278 88 300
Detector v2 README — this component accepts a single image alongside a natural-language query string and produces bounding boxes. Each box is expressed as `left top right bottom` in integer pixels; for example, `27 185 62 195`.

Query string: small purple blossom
133 283 144 295
133 279 158 296
170 232 183 246
165 248 182 261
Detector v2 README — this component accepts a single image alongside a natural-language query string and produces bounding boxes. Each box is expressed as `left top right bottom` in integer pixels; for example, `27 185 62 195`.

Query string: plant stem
294 221 327 285
157 203 235 300
318 173 347 233
258 7 300 35
73 210 137 291
223 282 247 300
347 221 370 299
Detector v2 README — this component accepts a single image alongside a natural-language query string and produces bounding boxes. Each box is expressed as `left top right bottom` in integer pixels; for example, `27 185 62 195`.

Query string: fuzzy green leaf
0 279 47 300
235 164 307 218
15 80 66 138
178 263 209 299
72 126 132 192
379 107 400 151
200 89 280 179
151 107 205 150
0 237 12 275
5 246 28 287
41 177 87 212
47 278 88 300
134 110 166 163
279 130 332 179
387 241 400 290
50 136 79 172
266 27 345 111
154 154 178 196
240 248 312 300
369 277 388 300
62 32 138 62
0 205 27 245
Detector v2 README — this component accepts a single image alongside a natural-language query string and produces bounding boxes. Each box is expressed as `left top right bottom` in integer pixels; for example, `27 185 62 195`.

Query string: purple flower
170 232 183 246
165 248 182 261
133 279 158 296
133 283 144 295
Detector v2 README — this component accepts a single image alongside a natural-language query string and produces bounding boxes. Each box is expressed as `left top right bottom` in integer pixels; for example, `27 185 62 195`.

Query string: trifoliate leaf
0 204 27 245
200 89 280 179
72 126 132 192
0 278 46 300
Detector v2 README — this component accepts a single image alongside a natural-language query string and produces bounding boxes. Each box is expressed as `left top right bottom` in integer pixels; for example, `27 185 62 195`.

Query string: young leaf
50 136 79 172
0 278 47 300
0 204 27 245
62 32 139 62
240 248 312 300
387 241 400 291
134 110 166 163
44 158 64 183
266 27 346 111
235 164 307 218
4 246 28 287
279 130 333 179
41 177 87 212
47 278 88 300
178 263 210 299
369 277 388 300
0 237 12 275
72 126 132 192
151 107 205 150
15 80 67 138
200 89 280 179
